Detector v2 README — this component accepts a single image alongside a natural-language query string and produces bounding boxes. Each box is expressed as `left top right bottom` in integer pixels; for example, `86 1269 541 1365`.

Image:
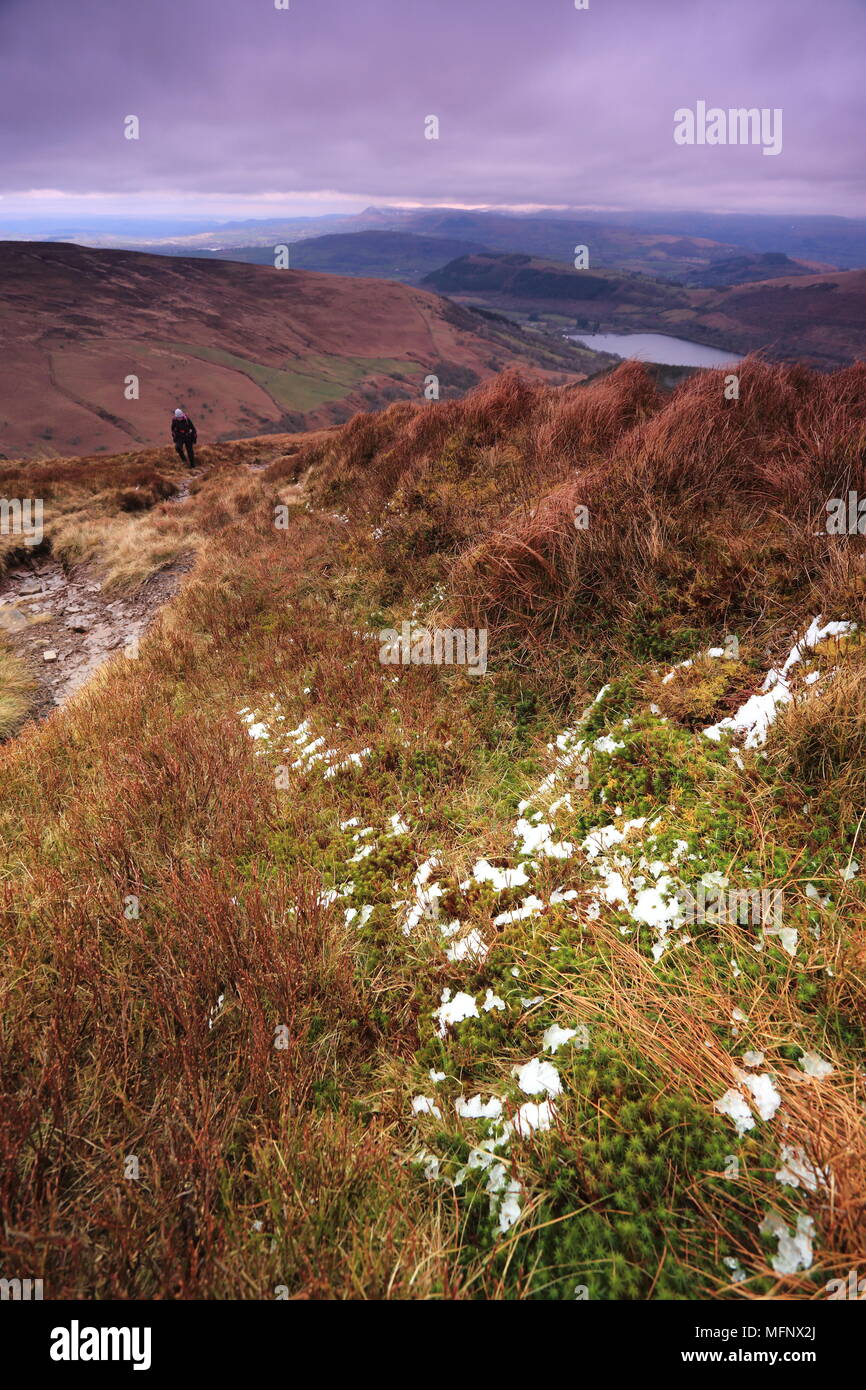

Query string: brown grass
2 362 865 1300
0 638 35 738
541 924 866 1295
0 504 458 1298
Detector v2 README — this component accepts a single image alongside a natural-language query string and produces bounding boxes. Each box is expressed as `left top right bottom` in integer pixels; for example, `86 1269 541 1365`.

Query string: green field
171 344 424 412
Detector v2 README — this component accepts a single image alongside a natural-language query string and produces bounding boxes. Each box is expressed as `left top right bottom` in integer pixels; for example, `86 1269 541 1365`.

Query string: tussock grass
0 638 34 738
0 436 296 589
0 512 458 1298
771 638 866 813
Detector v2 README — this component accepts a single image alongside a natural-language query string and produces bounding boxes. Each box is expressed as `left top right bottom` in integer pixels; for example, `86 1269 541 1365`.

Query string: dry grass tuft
0 638 35 738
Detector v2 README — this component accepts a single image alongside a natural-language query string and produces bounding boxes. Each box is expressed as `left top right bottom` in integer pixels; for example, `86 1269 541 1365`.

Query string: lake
569 331 741 368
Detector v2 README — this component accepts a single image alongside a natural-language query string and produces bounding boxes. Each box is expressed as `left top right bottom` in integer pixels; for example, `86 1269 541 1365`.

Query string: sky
0 0 864 223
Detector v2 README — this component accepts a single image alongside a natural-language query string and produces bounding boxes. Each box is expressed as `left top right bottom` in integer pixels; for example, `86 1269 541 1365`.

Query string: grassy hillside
1 360 865 1299
0 242 600 459
686 269 866 368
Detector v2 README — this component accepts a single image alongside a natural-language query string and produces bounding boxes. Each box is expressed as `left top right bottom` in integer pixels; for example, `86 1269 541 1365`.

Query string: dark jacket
171 413 197 443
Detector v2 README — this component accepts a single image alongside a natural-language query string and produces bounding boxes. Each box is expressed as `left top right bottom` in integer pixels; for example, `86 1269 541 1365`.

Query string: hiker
171 408 197 467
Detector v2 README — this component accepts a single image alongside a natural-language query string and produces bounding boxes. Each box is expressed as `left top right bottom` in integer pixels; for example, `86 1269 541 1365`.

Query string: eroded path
0 444 317 728
0 553 194 718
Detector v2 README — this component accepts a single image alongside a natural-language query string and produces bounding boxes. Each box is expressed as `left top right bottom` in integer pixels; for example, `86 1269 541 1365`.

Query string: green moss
457 1048 765 1300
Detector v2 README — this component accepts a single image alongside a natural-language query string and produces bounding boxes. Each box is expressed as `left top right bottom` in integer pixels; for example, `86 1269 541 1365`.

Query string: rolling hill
680 269 866 367
582 210 866 270
17 206 866 283
424 252 685 312
424 253 866 366
74 206 758 283
380 208 746 279
0 241 601 458
183 230 492 282
685 251 834 288
294 208 754 282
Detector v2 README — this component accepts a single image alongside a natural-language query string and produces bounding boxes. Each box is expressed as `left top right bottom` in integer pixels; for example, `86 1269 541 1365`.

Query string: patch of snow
775 1144 826 1193
435 988 479 1036
744 1072 782 1122
482 988 506 1013
456 1094 503 1120
799 1051 833 1079
542 1024 578 1053
513 1100 557 1137
446 927 489 963
412 1095 442 1119
493 894 546 926
703 616 856 749
742 1050 765 1068
471 859 530 891
715 1087 755 1135
514 818 574 860
496 1180 523 1232
513 1057 562 1097
723 1256 748 1284
759 1211 815 1275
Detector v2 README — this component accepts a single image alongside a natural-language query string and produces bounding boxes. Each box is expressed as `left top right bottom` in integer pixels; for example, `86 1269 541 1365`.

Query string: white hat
174 408 185 418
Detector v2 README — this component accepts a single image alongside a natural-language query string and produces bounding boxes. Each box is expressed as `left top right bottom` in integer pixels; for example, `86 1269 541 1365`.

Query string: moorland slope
0 242 598 458
1 361 865 1299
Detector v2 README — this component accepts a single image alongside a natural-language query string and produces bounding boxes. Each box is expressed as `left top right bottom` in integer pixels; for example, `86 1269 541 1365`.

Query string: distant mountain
424 252 683 311
575 211 866 271
336 209 746 281
64 207 752 282
685 251 833 288
0 241 603 458
184 230 492 282
13 205 865 278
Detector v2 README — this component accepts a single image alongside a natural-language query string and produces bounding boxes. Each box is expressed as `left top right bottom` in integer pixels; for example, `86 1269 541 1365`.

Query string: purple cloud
0 0 863 217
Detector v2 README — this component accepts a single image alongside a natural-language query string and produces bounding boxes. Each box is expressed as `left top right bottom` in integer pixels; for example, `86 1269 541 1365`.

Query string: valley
0 241 602 459
423 253 866 368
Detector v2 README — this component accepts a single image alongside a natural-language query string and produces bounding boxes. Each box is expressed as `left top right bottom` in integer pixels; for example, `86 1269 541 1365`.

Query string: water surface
570 331 741 367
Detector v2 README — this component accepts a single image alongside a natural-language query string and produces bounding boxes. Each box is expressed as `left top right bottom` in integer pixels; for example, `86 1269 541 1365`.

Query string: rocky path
0 554 193 719
0 448 313 732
